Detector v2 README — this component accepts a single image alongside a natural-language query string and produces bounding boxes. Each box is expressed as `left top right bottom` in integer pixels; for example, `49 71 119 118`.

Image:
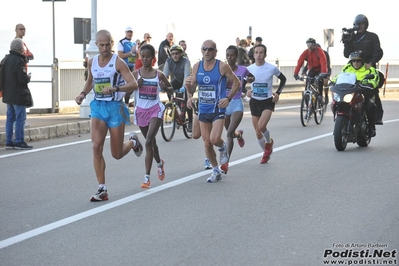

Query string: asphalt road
1 99 398 266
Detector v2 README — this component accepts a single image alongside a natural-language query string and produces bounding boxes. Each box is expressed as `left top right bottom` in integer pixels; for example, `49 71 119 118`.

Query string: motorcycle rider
342 14 384 125
332 51 379 137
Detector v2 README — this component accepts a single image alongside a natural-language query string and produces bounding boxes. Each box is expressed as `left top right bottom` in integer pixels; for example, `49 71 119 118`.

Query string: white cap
125 26 133 32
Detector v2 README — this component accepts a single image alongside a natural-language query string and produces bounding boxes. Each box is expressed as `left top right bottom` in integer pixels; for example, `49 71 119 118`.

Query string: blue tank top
196 60 227 114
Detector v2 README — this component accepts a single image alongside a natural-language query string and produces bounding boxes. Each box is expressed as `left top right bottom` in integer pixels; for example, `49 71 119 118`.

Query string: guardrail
1 60 398 115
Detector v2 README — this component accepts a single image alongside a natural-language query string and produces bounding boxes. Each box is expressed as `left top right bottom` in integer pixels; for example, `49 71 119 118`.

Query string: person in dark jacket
1 38 32 150
157 32 173 71
343 14 384 124
237 39 251 66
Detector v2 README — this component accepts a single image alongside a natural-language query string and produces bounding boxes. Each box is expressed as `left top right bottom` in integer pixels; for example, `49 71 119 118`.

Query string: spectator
157 32 174 71
117 26 137 105
2 38 33 150
179 40 188 59
237 39 251 66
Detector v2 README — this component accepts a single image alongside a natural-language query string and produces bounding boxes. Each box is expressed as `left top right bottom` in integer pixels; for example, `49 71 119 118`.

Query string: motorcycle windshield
336 72 357 85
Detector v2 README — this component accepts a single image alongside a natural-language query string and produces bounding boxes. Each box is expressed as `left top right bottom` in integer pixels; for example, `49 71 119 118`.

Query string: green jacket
333 63 380 89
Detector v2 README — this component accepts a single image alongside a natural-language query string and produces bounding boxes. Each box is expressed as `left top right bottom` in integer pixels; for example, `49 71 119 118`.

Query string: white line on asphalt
0 105 299 159
0 131 332 250
1 112 398 249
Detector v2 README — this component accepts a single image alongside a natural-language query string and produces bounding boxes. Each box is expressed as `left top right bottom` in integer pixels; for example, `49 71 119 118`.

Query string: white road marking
0 131 331 249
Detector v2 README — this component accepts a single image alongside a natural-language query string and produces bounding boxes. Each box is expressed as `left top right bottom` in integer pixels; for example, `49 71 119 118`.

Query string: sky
0 0 397 69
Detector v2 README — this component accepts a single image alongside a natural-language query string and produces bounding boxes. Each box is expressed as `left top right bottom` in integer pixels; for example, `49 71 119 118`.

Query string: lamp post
79 0 98 118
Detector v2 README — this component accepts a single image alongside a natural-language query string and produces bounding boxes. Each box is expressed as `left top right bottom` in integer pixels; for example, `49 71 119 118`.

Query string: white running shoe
219 142 229 165
207 170 222 183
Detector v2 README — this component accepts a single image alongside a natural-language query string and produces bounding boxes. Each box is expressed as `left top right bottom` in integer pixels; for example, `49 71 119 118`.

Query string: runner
132 44 174 188
186 40 240 182
246 44 287 164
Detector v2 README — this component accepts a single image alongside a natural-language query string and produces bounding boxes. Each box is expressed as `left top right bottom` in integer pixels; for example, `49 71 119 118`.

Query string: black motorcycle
329 73 375 151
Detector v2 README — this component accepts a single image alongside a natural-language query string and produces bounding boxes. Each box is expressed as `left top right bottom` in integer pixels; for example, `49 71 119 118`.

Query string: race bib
94 77 113 98
139 80 158 100
198 85 216 104
252 82 269 98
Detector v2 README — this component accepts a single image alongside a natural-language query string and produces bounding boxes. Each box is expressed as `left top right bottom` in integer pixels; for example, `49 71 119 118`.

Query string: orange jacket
294 47 327 75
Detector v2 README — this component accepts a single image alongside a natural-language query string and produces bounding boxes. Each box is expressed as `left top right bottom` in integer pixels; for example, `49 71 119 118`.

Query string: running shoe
219 142 229 165
141 176 151 189
260 138 274 164
157 159 165 181
90 187 108 202
237 129 245 148
204 158 212 170
129 132 143 157
207 170 222 183
220 163 229 174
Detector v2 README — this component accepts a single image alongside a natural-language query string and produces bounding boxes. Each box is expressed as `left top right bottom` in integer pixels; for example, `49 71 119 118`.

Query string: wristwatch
114 86 120 92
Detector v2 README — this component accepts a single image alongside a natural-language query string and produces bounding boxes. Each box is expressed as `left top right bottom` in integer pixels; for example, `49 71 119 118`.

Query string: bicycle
160 90 196 142
298 75 326 127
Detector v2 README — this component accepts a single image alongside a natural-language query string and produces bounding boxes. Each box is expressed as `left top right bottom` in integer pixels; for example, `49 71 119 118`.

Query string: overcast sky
0 0 397 68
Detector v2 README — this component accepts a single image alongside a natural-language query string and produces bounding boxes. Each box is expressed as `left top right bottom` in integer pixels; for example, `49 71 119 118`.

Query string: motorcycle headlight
343 93 354 103
333 92 340 102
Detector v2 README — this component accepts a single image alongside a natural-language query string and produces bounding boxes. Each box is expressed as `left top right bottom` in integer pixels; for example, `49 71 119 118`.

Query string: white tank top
91 53 125 101
134 70 161 109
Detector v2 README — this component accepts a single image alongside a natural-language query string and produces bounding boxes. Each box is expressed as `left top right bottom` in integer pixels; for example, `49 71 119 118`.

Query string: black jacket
157 39 171 67
343 31 383 68
1 50 31 105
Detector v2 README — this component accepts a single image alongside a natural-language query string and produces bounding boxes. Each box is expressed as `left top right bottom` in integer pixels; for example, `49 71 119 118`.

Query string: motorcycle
329 72 375 151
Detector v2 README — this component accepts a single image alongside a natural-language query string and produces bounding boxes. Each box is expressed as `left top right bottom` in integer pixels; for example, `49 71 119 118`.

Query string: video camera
341 25 359 43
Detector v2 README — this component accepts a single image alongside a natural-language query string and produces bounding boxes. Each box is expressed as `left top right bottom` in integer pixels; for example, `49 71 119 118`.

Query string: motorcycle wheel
300 94 311 127
357 116 371 147
333 116 349 151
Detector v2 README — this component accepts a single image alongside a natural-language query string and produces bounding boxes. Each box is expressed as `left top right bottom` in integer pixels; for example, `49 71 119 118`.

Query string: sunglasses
202 47 216 52
352 59 363 63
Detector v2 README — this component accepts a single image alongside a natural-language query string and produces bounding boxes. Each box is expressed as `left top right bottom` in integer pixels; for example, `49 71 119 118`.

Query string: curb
0 120 91 146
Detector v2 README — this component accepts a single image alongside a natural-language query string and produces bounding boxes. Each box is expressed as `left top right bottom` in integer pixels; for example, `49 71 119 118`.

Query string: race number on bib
252 82 269 98
94 77 113 98
139 81 158 100
199 85 216 104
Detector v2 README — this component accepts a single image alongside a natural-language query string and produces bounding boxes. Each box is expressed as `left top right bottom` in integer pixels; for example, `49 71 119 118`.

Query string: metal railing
8 59 398 115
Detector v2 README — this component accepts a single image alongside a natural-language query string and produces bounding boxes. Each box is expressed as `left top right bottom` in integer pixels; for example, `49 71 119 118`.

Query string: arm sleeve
275 72 287 95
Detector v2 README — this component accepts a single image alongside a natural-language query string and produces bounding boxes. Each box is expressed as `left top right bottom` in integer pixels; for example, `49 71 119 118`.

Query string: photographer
342 14 384 124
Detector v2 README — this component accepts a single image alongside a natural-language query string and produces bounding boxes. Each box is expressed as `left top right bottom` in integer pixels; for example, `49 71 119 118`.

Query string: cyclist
162 44 193 131
302 43 331 104
221 45 255 174
294 38 328 104
332 51 379 137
